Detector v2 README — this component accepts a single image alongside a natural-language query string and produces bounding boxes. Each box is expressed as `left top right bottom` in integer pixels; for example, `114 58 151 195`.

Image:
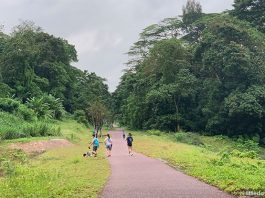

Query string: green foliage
17 104 37 121
42 94 65 120
0 98 20 113
132 131 265 195
0 112 61 140
0 120 110 197
114 5 265 141
0 83 14 98
0 149 27 177
174 132 204 146
26 97 52 119
74 110 89 126
182 0 203 26
231 0 265 33
0 21 112 120
146 130 161 136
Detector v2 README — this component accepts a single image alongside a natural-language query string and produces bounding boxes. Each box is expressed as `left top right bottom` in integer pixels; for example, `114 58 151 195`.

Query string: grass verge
130 130 265 196
0 120 110 198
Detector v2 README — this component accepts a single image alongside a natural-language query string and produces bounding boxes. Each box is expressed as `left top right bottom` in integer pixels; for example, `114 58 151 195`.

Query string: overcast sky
0 0 234 92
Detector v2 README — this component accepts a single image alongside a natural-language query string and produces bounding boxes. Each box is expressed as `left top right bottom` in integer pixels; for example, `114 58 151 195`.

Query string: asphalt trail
101 130 234 198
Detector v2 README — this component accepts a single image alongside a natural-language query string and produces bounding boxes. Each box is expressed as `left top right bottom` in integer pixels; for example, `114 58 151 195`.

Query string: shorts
127 144 132 147
93 146 98 152
106 144 112 150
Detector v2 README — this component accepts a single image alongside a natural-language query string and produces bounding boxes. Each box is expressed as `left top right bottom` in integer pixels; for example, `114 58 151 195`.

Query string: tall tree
182 0 203 26
231 0 265 33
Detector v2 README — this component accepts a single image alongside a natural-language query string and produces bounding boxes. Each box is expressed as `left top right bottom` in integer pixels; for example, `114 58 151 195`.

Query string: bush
43 94 65 120
146 130 161 136
0 112 61 140
0 98 20 113
236 138 260 153
175 132 204 146
211 151 231 166
17 104 37 121
0 112 22 140
231 149 258 159
74 110 89 126
26 97 52 120
22 122 61 137
0 83 14 98
175 132 186 141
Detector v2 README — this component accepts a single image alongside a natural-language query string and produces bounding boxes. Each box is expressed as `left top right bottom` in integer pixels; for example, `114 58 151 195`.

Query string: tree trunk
174 96 180 132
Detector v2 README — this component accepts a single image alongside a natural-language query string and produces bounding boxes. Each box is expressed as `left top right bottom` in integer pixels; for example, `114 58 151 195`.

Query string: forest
1 0 265 144
0 1 265 196
0 22 111 140
113 0 265 144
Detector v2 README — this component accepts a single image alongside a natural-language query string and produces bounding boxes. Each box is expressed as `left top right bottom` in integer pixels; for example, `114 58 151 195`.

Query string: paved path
101 130 234 198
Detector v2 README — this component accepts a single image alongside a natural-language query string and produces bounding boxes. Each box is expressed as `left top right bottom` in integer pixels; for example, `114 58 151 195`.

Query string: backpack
93 138 99 147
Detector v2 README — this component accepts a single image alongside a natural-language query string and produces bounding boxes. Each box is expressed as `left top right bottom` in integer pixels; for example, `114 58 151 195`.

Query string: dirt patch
9 139 73 154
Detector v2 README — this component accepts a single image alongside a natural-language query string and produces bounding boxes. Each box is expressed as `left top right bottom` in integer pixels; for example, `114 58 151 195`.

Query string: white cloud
0 0 234 92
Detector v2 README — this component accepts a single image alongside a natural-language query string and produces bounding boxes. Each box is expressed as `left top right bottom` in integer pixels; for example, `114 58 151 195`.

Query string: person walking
126 133 133 156
89 134 99 157
104 133 113 157
122 130 126 140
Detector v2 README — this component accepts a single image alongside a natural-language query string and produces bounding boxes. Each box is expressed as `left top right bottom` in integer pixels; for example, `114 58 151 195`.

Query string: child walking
104 133 113 157
89 134 99 157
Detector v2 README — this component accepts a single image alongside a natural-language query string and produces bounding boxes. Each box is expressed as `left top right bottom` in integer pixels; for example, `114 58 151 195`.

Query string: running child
126 133 133 156
104 133 113 157
89 134 99 157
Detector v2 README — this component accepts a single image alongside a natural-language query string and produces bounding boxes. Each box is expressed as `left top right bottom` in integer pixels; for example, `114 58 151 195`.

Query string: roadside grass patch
130 131 265 196
0 112 61 140
0 120 110 198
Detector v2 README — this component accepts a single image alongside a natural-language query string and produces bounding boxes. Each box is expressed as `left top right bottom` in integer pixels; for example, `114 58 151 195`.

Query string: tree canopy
113 0 265 143
0 22 112 126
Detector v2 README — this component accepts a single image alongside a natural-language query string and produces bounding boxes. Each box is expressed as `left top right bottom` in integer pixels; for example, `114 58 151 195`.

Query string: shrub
175 132 204 146
0 112 61 140
0 112 23 140
74 110 89 126
236 138 260 153
211 151 231 166
231 149 258 159
175 132 187 142
1 130 27 140
0 98 20 113
22 122 61 137
43 94 65 120
0 83 14 98
17 104 37 121
146 130 161 136
26 97 52 120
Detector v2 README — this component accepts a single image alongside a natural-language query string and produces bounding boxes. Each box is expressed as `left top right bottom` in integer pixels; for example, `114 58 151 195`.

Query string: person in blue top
89 134 99 157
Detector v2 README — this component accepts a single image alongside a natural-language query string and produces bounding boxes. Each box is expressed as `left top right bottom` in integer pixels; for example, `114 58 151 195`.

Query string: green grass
130 130 265 196
0 120 110 198
0 111 61 140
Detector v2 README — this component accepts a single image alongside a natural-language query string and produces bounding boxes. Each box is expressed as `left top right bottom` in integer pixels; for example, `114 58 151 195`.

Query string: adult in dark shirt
126 133 133 156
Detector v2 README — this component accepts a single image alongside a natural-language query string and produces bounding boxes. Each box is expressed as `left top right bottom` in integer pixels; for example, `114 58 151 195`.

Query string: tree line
0 21 112 132
113 0 265 143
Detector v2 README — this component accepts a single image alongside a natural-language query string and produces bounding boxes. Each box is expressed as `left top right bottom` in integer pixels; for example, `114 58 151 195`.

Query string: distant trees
0 21 113 127
113 0 265 143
